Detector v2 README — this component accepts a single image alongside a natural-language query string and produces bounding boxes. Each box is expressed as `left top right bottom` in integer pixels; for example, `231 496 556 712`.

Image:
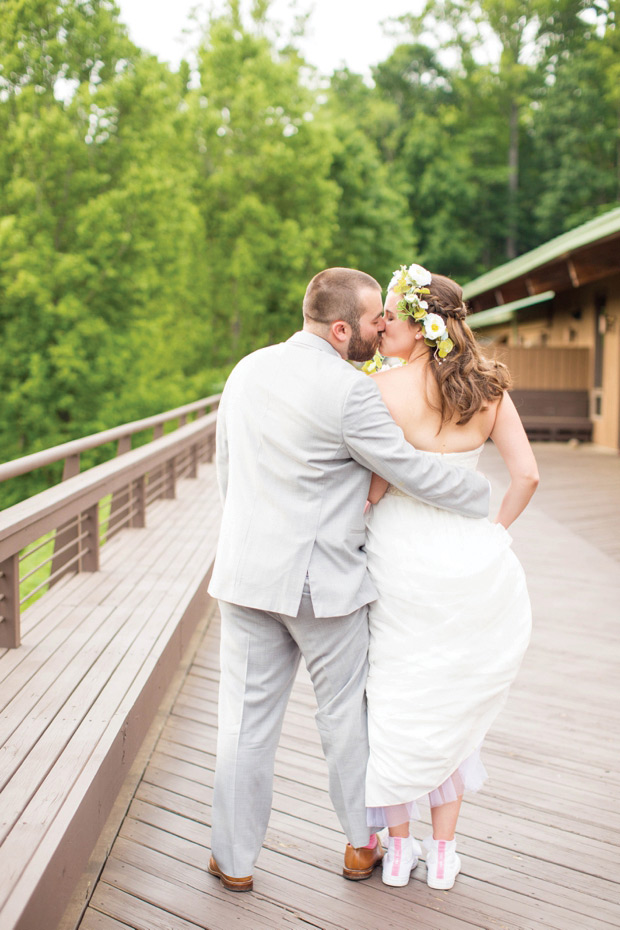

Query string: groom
207 267 490 891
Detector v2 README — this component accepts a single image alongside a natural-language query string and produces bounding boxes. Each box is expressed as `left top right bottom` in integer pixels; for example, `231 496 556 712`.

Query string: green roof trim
463 207 620 300
469 291 555 329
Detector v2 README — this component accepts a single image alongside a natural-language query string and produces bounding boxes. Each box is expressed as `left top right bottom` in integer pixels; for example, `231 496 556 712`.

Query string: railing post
116 436 132 457
0 554 20 648
49 453 82 587
109 436 133 530
189 444 199 479
165 457 176 499
62 454 81 480
207 429 216 463
150 425 165 497
80 505 100 573
131 476 146 527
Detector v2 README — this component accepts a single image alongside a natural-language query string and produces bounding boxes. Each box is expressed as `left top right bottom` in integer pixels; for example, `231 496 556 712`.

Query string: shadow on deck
74 443 620 930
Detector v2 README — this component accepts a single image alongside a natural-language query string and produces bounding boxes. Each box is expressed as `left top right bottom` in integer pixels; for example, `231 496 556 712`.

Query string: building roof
463 207 620 302
468 291 555 329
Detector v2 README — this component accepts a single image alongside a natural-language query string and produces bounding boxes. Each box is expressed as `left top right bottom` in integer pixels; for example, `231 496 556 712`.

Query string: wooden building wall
475 272 620 450
483 346 590 390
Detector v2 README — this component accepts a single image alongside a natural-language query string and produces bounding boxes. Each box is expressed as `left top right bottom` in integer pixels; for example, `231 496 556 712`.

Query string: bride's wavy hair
410 274 511 425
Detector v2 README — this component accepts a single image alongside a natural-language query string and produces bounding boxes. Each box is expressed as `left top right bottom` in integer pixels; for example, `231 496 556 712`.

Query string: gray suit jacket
208 331 490 617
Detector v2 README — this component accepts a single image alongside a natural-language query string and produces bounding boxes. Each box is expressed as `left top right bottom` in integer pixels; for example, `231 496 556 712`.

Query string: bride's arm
490 393 539 528
368 473 389 504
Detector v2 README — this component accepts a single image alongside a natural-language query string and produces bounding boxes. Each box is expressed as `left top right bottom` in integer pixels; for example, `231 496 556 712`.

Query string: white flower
422 313 447 340
406 263 432 287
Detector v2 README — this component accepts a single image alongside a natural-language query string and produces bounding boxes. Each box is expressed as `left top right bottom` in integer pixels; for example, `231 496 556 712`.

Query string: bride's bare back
371 362 498 453
369 361 538 528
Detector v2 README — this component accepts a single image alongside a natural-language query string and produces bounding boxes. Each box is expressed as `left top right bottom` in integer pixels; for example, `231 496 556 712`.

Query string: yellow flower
362 351 384 374
438 337 454 358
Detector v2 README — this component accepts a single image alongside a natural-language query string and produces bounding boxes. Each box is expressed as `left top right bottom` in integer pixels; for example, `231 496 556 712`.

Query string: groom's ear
331 320 349 344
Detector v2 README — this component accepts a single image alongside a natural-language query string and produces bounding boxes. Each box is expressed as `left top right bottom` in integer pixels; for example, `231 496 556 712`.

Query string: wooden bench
510 389 593 442
0 421 221 930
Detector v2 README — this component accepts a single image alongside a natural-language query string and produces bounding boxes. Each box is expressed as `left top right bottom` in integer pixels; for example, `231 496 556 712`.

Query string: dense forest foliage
1 0 619 504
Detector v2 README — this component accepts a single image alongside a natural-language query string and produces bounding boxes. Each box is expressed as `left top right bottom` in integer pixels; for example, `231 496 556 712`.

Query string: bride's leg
425 797 463 889
430 796 462 840
381 818 419 886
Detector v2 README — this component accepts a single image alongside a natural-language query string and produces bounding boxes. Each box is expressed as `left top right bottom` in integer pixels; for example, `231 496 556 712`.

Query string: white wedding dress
364 445 532 825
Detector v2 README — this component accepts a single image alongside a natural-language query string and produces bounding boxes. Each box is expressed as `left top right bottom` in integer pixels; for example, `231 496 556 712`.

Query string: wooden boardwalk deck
79 443 620 930
0 463 220 930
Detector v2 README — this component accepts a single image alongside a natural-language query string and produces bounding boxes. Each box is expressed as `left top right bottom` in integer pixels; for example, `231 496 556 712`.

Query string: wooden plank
99 857 319 930
89 884 205 930
79 909 134 930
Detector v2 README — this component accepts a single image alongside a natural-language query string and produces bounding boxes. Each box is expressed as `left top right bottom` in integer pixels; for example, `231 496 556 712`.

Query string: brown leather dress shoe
208 855 253 892
342 837 384 880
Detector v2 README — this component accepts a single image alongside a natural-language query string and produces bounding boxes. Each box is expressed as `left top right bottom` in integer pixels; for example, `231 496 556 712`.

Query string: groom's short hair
303 268 381 326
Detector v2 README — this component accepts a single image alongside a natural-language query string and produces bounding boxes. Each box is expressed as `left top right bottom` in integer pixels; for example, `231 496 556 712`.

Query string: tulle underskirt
367 745 488 828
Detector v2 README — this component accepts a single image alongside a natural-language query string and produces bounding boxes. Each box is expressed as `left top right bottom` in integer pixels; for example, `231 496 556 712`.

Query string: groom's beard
347 323 381 362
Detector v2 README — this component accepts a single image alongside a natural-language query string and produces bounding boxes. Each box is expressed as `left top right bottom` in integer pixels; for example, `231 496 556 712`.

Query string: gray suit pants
211 583 372 876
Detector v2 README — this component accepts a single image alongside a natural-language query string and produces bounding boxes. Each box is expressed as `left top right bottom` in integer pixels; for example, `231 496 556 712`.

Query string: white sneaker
381 836 420 887
423 837 461 890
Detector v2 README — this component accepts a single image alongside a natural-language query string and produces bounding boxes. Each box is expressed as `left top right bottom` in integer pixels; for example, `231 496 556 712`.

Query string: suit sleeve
342 376 491 519
214 385 229 504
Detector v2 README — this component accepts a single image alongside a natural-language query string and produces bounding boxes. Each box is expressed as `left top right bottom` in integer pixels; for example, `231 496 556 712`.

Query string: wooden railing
0 396 221 648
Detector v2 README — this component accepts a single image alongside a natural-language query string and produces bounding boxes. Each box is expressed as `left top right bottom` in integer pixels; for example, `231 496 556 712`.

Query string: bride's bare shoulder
370 366 424 419
370 365 414 388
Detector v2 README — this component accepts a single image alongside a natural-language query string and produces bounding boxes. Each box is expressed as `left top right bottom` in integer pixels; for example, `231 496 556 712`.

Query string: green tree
322 69 416 286
394 0 593 258
367 42 509 279
187 1 339 361
524 13 620 241
0 1 212 504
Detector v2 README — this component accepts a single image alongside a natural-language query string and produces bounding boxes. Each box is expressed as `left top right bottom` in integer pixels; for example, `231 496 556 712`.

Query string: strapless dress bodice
386 444 484 499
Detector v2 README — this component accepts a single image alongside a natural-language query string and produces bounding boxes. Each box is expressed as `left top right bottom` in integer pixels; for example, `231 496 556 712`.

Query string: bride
364 264 538 890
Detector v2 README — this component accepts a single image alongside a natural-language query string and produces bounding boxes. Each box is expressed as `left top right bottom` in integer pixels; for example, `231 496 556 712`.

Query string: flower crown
389 263 455 361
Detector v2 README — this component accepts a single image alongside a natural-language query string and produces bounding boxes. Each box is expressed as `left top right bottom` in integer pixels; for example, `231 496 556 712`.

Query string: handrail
0 412 218 648
0 414 214 549
0 394 222 483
